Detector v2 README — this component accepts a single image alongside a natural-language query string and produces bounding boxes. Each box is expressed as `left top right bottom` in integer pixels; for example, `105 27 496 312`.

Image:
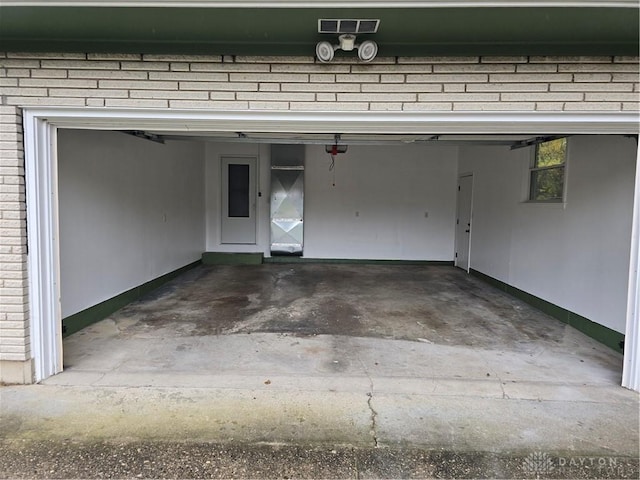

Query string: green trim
265 257 454 266
470 269 624 354
202 252 264 265
62 260 201 337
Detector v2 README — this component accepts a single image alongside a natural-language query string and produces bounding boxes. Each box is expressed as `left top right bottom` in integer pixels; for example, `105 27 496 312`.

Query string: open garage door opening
49 125 638 391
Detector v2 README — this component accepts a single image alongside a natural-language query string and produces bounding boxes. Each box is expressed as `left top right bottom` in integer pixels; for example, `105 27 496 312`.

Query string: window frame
528 137 568 203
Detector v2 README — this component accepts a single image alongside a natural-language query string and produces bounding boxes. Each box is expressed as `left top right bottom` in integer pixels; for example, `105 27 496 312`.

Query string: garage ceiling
0 3 638 56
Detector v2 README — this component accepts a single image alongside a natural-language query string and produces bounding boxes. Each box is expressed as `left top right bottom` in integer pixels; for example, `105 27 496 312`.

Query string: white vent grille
318 19 380 34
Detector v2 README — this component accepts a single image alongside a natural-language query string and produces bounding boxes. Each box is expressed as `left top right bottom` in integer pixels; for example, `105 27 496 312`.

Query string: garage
29 113 635 388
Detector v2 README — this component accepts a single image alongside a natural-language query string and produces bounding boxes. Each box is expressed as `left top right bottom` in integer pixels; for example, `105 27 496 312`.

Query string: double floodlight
316 19 380 63
316 34 378 63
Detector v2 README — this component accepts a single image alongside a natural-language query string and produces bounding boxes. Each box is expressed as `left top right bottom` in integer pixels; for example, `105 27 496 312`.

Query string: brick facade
0 52 638 383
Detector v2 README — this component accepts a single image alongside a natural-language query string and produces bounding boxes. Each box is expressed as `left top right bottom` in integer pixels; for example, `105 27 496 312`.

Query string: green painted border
202 252 264 265
265 257 454 266
62 260 201 337
470 269 624 354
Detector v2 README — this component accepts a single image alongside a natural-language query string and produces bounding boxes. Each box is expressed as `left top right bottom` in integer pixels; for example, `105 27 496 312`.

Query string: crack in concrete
366 391 379 448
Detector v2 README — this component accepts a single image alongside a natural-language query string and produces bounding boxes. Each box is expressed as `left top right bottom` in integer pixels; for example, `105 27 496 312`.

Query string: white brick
381 74 405 83
418 93 500 102
489 73 573 83
248 101 290 110
623 103 640 111
316 93 336 102
585 92 640 102
550 83 633 92
191 63 270 73
168 100 249 110
99 80 177 90
564 102 622 111
466 83 548 92
105 98 169 108
170 63 190 72
336 74 379 83
230 73 309 83
41 60 120 70
612 73 640 82
407 74 488 83
398 56 479 64
236 56 314 64
516 64 558 73
69 70 147 80
573 73 613 82
88 53 141 61
309 74 335 83
403 103 453 111
30 69 68 78
453 102 536 111
258 83 280 92
338 93 417 102
209 92 236 100
362 84 441 93
49 89 128 98
481 56 528 64
614 56 640 63
179 81 257 91
120 61 170 71
5 69 30 77
86 99 106 107
351 65 432 74
281 83 360 93
130 90 210 100
7 52 85 60
0 60 40 68
237 92 315 102
502 92 584 101
0 79 18 87
433 64 515 73
271 64 350 73
5 97 85 106
1 87 47 96
289 102 369 111
559 63 639 73
530 56 612 63
144 54 222 62
369 103 403 111
444 84 465 93
150 72 228 81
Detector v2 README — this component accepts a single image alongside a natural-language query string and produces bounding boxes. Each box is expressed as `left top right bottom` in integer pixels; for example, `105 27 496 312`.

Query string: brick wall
0 105 31 384
0 52 637 383
1 54 638 112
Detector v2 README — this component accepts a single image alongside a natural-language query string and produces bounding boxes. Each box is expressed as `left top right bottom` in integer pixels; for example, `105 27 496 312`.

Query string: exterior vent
318 19 380 34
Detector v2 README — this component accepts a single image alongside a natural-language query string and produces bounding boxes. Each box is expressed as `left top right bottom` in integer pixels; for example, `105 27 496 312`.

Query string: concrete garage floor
1 264 639 479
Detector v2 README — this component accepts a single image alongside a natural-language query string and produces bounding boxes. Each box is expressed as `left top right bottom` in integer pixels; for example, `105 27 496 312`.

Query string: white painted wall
204 143 458 260
459 135 638 333
58 129 205 318
304 144 458 260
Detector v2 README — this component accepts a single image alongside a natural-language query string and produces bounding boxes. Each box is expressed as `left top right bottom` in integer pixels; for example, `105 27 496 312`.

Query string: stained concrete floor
2 264 639 479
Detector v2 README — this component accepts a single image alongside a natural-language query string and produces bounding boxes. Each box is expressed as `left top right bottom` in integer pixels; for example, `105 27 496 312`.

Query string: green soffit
0 6 638 56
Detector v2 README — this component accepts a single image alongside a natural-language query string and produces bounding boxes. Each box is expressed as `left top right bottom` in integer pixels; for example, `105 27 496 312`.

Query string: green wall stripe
62 260 201 337
264 257 455 266
470 269 624 354
202 252 264 265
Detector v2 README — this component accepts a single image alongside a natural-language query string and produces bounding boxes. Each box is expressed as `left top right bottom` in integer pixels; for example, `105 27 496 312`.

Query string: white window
529 137 567 202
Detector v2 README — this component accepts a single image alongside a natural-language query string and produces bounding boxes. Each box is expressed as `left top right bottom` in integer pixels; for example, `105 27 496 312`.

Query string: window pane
535 138 566 168
530 166 565 201
228 164 250 217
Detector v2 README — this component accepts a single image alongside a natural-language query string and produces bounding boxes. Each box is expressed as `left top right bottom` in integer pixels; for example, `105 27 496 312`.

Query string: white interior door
455 174 473 271
221 156 256 244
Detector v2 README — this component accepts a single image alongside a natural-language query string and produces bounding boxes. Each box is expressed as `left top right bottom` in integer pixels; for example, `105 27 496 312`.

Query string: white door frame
22 108 640 389
455 173 474 273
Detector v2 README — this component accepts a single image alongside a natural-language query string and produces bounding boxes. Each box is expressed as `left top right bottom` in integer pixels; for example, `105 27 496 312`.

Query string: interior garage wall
58 129 205 318
304 144 458 260
458 135 637 334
